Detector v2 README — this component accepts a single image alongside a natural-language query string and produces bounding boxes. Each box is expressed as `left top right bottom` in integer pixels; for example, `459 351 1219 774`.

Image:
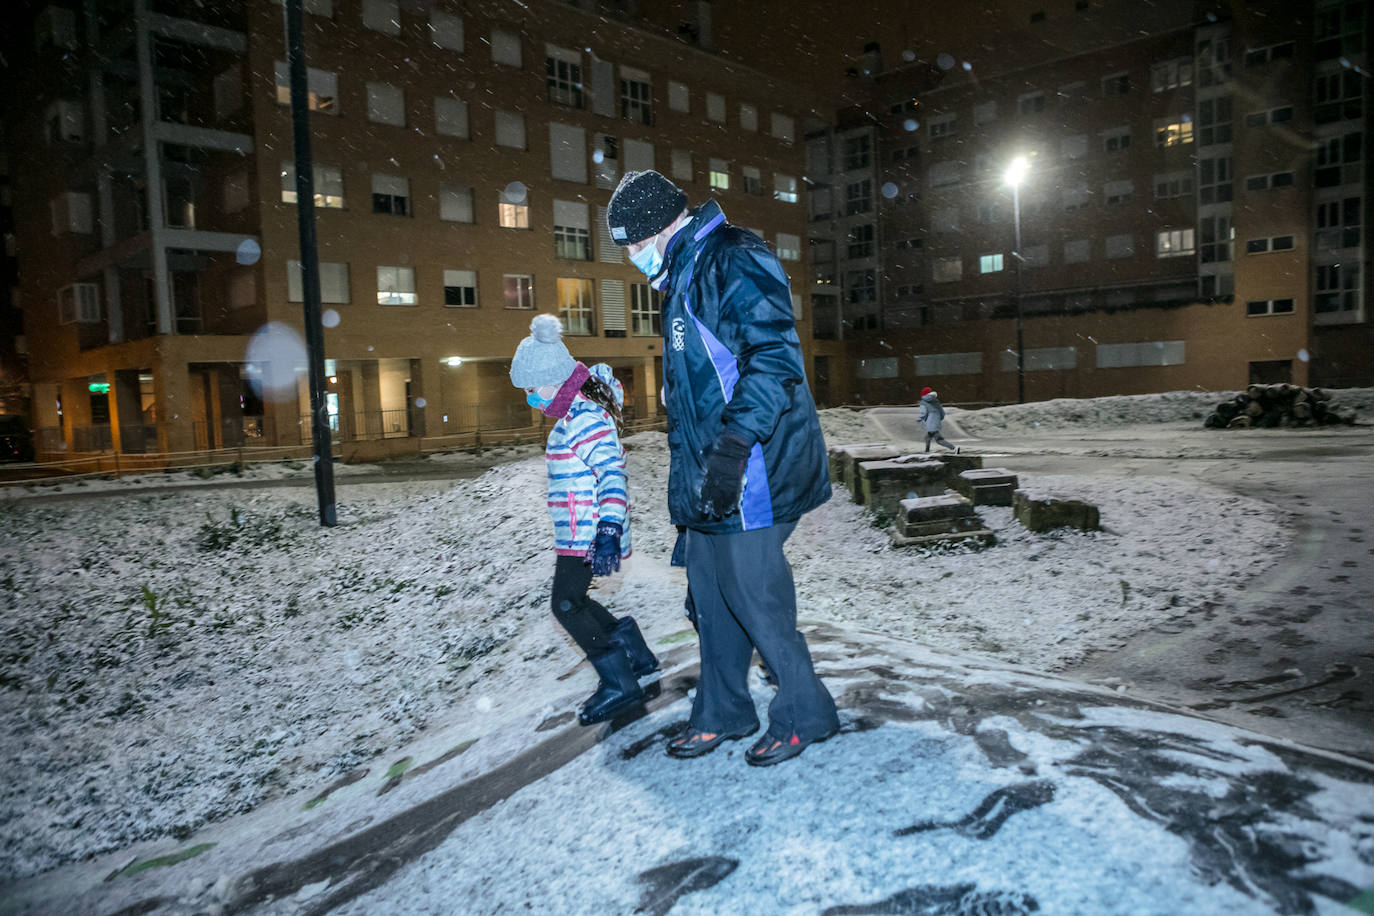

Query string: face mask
629 243 663 280
526 390 553 410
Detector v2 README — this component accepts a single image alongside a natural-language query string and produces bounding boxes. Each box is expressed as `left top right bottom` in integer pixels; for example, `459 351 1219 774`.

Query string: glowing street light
1004 156 1031 405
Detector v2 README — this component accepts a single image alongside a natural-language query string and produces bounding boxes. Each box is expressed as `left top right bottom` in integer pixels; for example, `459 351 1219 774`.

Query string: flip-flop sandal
665 724 759 759
744 727 838 767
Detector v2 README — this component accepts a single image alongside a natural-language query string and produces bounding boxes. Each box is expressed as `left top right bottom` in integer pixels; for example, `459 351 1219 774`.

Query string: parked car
0 416 35 462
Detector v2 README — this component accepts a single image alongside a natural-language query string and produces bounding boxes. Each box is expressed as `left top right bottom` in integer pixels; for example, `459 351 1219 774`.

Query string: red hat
920 387 933 397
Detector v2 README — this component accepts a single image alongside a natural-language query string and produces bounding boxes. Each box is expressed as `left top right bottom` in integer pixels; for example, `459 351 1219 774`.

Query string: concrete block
835 445 901 501
889 527 996 550
859 458 948 525
927 453 984 480
1013 490 1101 532
895 494 986 538
828 443 887 484
953 468 1019 506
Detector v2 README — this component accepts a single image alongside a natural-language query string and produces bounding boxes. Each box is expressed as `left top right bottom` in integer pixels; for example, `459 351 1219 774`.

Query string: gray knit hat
509 314 577 388
606 170 688 246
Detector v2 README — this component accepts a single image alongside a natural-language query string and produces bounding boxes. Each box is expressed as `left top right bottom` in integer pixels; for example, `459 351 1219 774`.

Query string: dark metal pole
285 0 337 526
1013 182 1025 405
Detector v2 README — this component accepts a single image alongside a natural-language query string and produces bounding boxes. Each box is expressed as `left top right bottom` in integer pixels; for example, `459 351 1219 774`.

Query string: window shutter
596 205 623 263
623 138 654 173
600 278 627 332
590 59 615 117
549 123 587 183
553 199 590 229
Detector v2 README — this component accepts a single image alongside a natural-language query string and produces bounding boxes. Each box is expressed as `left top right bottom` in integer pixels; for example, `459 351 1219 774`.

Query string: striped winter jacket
544 367 631 558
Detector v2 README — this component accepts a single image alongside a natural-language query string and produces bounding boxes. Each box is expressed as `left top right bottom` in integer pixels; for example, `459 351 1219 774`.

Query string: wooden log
1245 400 1265 417
1292 402 1312 419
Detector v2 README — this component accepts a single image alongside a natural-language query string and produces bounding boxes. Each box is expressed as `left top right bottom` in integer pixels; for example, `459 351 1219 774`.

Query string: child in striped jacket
510 314 658 725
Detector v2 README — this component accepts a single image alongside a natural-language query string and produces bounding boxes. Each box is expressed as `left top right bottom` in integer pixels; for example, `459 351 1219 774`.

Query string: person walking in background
919 386 960 454
607 169 838 767
509 315 658 726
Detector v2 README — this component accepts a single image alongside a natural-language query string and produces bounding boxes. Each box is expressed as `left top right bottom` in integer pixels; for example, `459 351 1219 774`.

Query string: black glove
585 520 623 576
698 433 751 519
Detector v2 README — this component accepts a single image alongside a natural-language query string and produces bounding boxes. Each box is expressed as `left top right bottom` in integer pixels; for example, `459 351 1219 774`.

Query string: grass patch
110 842 216 879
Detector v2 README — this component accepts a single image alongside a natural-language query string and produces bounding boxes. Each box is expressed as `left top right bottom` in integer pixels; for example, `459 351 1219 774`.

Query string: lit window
1154 117 1194 147
503 274 534 309
273 61 338 113
1155 228 1196 258
773 173 798 203
776 233 801 261
280 162 344 208
709 158 730 191
377 266 416 305
631 283 662 335
557 278 595 335
979 253 1004 273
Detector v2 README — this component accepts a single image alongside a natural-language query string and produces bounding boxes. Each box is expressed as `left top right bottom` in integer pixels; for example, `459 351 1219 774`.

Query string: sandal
744 726 838 767
665 723 759 759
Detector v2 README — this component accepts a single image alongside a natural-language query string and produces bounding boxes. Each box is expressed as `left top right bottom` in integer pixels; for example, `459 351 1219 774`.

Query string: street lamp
1004 156 1030 405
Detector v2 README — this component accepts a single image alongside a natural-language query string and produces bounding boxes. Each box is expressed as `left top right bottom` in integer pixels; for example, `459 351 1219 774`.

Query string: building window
739 102 758 131
1102 126 1131 152
1245 171 1295 191
978 203 1001 223
1022 244 1049 268
503 274 534 309
846 179 873 214
273 61 337 113
933 208 959 233
362 0 399 36
932 258 962 283
557 278 595 335
706 91 725 122
1000 346 1078 371
1103 179 1133 205
770 113 795 142
1245 235 1295 254
366 81 405 126
1247 298 1295 316
773 173 798 203
1057 81 1087 105
1199 156 1232 204
709 158 730 191
57 283 100 324
928 113 957 140
1316 262 1360 314
435 96 470 138
1315 70 1363 124
847 224 874 259
1061 134 1088 158
1150 58 1193 91
439 185 474 223
631 283 661 335
48 191 92 235
554 199 591 260
1061 185 1090 211
1102 72 1131 95
1199 215 1232 263
491 28 521 67
443 269 477 306
287 261 350 303
928 162 960 188
546 45 584 108
429 9 463 51
843 135 871 170
281 162 344 208
1154 170 1193 199
667 80 690 112
671 149 693 182
371 174 409 216
1096 340 1185 367
494 110 526 149
44 100 84 143
847 269 877 301
1245 106 1294 128
1064 239 1091 263
1316 197 1362 249
741 165 763 196
1314 130 1362 187
1154 116 1193 147
979 253 1004 273
1197 97 1232 144
1105 234 1134 258
1155 228 1195 258
1244 41 1294 66
549 122 588 183
499 188 530 229
776 232 801 261
620 67 652 125
377 266 416 305
1018 91 1045 114
1196 36 1233 86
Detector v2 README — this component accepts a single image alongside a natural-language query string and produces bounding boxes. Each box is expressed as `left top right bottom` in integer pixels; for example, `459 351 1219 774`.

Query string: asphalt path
870 408 1374 761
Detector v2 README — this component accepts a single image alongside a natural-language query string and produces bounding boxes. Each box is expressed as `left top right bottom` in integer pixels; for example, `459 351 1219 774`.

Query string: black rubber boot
610 616 659 678
579 648 645 725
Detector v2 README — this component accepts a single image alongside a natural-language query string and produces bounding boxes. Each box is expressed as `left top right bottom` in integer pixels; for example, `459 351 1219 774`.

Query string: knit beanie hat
606 170 688 246
921 387 934 397
509 314 577 388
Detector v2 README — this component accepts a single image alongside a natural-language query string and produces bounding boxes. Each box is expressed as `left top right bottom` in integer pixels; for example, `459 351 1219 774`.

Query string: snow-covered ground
0 392 1312 885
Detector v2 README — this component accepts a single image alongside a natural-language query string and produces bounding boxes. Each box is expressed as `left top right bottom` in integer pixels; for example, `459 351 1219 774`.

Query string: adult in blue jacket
607 170 839 766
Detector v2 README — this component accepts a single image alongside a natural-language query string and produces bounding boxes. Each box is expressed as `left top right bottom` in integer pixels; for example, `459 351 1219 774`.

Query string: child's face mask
525 388 554 410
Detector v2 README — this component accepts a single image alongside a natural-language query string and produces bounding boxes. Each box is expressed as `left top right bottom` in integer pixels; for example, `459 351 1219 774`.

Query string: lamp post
1004 156 1030 405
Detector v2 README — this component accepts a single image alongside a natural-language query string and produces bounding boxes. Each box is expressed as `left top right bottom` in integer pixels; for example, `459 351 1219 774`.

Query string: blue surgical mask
526 390 553 410
629 243 663 281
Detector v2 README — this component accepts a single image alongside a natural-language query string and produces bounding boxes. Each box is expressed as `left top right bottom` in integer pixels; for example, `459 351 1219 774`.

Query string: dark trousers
551 554 617 656
925 430 954 450
685 522 839 740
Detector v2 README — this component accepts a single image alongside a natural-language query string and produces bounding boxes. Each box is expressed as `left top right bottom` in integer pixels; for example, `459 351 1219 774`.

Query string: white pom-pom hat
509 314 578 388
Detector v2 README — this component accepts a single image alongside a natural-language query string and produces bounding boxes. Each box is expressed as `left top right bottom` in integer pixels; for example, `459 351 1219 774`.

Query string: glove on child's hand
698 433 751 519
586 520 623 576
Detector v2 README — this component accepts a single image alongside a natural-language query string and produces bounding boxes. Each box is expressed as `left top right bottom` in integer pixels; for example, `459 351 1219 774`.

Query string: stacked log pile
1204 385 1358 429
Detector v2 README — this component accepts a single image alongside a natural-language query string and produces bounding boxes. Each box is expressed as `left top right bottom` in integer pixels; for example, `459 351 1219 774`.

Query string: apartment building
5 0 815 457
817 0 1371 404
0 123 24 417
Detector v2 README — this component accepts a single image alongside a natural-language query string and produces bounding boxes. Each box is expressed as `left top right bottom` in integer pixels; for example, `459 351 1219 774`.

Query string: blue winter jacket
919 392 946 433
544 364 631 558
658 199 831 534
